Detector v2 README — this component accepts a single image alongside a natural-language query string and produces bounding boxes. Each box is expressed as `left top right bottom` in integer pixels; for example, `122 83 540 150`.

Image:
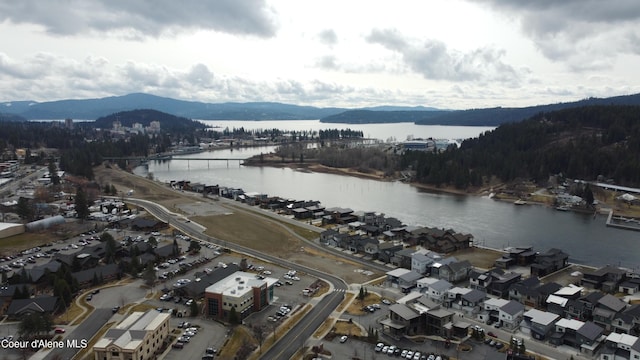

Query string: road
120 197 350 360
43 308 113 360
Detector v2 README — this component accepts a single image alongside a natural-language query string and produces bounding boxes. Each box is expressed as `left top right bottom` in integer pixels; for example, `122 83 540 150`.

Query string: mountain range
2 92 640 126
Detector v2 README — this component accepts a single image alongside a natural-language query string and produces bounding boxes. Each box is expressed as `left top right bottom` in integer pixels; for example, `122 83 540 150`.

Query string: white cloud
366 28 522 85
0 0 278 38
471 0 640 69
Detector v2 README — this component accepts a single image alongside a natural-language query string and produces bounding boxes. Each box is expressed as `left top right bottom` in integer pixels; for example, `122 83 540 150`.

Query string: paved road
261 290 344 359
120 197 350 360
43 308 113 360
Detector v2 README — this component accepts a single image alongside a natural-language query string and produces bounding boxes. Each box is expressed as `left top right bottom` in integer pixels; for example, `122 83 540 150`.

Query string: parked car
172 342 184 349
340 335 348 343
54 327 65 334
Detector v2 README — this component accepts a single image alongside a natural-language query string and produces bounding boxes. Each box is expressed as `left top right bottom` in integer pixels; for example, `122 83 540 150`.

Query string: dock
605 209 640 231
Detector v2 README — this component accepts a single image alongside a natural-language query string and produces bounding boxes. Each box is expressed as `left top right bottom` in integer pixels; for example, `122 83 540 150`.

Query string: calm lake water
135 122 640 269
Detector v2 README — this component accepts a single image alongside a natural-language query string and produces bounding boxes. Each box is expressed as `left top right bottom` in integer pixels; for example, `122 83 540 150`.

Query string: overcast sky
1 0 639 109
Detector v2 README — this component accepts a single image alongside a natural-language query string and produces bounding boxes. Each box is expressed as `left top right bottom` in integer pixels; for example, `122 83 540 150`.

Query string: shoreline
242 159 640 218
96 164 632 272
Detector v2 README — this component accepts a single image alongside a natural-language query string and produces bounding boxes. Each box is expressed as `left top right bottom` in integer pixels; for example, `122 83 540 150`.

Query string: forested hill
321 93 640 126
319 109 449 124
0 113 26 122
400 105 640 189
94 109 207 132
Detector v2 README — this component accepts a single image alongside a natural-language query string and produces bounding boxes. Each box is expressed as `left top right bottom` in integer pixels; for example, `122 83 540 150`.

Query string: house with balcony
612 304 640 335
522 308 560 340
386 268 423 292
481 298 524 330
417 277 452 303
530 248 569 277
582 265 628 293
432 258 472 283
549 318 604 356
411 251 436 275
593 294 628 331
377 241 404 264
381 303 422 337
509 277 541 307
599 333 640 360
445 287 486 314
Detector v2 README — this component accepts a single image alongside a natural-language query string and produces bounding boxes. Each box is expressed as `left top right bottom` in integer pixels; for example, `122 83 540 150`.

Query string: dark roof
536 282 562 295
389 303 419 320
7 296 59 316
598 294 627 312
155 243 178 257
72 263 120 284
501 301 524 316
577 321 603 341
463 289 487 303
181 264 241 297
0 284 24 298
580 291 604 305
447 260 472 273
26 261 62 282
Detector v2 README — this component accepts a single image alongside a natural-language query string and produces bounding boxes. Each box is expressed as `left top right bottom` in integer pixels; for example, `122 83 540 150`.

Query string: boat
514 199 527 205
555 206 570 211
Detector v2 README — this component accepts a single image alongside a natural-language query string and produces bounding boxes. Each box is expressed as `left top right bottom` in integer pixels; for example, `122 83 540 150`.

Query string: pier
605 209 640 231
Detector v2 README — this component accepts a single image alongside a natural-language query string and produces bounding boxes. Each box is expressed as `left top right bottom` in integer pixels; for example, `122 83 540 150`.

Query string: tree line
401 105 640 189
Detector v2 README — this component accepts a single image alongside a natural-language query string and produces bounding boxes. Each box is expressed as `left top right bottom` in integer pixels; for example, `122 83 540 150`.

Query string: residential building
530 248 569 277
445 287 486 314
481 298 524 330
522 308 560 340
593 294 628 331
417 278 452 303
93 310 170 360
386 268 423 292
432 258 472 283
549 318 604 356
582 265 628 293
599 332 640 360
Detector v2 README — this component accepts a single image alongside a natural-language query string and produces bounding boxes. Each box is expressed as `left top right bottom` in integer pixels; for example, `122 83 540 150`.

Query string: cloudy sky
1 0 639 109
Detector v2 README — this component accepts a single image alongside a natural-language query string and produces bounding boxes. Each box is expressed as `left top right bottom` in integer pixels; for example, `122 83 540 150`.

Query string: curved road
121 197 350 360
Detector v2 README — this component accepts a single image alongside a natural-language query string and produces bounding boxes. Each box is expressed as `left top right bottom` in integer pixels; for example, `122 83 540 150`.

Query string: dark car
172 342 184 349
112 306 120 313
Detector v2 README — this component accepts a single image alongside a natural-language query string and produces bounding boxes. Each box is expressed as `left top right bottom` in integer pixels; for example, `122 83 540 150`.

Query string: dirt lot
94 164 379 284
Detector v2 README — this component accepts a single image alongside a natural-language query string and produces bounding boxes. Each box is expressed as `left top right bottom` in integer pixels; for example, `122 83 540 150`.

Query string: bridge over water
103 156 248 168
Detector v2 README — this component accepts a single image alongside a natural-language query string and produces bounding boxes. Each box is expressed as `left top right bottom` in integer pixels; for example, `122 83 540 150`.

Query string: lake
135 122 640 269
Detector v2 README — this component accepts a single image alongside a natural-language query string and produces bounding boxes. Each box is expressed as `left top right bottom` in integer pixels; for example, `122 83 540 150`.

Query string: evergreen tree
143 264 156 286
48 160 61 186
229 307 239 325
190 300 199 317
75 186 89 221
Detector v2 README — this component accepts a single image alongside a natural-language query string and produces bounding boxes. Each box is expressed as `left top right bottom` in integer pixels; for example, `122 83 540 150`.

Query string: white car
339 335 347 343
374 343 384 352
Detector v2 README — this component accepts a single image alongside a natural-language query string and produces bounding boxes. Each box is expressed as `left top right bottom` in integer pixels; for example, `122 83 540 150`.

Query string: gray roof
577 321 603 341
462 289 486 303
7 296 59 315
399 270 424 283
598 294 627 313
389 303 419 320
412 253 432 263
501 300 524 316
430 279 453 292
